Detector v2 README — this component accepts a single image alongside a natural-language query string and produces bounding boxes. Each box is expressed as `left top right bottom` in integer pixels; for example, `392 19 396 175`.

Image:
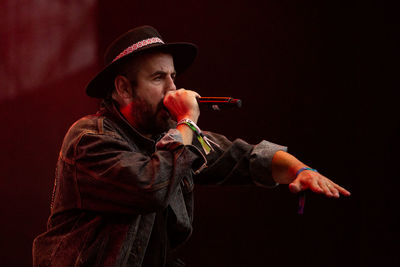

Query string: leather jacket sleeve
193 131 287 187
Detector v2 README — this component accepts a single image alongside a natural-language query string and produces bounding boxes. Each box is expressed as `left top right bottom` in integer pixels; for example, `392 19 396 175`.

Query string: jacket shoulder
59 114 105 162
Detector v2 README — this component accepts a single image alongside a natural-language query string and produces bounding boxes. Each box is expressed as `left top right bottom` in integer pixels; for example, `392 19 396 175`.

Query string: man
33 25 350 266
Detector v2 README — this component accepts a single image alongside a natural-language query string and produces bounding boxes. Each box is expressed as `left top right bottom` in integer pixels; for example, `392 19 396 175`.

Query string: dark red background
1 0 398 266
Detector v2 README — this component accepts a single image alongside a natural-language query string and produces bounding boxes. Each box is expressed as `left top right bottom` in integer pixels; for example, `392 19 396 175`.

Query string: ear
114 75 133 100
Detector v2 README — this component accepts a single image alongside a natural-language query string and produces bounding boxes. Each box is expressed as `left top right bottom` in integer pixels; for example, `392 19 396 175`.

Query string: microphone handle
197 97 242 110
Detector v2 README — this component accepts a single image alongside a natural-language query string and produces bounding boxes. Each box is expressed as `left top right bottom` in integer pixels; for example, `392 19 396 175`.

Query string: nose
165 75 176 92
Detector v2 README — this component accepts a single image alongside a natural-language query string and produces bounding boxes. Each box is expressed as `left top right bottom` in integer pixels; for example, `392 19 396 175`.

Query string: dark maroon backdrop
1 0 398 266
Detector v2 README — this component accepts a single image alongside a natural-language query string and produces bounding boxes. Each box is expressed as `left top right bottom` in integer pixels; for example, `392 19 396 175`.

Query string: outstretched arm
271 150 351 198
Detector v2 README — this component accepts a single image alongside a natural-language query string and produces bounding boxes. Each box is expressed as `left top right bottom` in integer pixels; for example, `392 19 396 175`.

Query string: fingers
289 175 319 194
164 89 201 122
330 181 351 197
164 89 200 106
191 90 201 98
290 170 351 198
319 178 351 198
165 88 200 98
310 176 324 194
312 175 345 198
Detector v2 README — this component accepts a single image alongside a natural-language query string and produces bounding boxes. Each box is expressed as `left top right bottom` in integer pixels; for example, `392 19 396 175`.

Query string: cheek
139 86 163 105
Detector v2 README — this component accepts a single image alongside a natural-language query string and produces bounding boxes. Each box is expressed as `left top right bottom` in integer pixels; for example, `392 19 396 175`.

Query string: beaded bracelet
295 167 318 215
177 118 212 154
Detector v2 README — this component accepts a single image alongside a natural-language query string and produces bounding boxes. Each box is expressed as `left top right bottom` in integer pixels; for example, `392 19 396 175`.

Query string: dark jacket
32 100 286 266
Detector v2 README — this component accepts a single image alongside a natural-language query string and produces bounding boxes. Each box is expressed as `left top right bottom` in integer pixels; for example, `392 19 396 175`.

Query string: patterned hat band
112 37 164 63
86 25 197 98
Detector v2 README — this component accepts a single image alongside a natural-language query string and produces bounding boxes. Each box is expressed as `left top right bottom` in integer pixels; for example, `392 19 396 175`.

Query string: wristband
177 118 202 136
295 167 318 215
295 167 318 178
177 118 212 154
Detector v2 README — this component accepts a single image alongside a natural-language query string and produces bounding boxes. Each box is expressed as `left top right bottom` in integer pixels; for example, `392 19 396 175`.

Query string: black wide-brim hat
86 25 197 98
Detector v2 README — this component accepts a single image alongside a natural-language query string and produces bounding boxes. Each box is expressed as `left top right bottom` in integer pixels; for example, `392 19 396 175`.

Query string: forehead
135 52 175 72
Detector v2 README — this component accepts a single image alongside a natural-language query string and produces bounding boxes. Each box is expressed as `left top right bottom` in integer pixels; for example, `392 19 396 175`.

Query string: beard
130 96 175 137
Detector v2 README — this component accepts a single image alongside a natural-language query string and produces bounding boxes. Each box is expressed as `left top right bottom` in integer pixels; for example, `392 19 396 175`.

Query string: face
122 52 177 136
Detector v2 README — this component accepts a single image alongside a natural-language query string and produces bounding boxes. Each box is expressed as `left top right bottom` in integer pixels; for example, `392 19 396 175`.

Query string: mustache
159 100 170 113
158 101 165 111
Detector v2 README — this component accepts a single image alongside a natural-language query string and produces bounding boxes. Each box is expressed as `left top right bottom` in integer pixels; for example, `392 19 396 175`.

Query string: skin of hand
163 89 201 145
271 150 351 198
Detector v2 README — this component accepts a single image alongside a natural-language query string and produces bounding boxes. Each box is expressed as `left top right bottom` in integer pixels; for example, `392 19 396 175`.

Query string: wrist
271 151 309 184
294 167 318 178
177 114 199 124
289 164 308 179
177 118 201 135
176 118 212 154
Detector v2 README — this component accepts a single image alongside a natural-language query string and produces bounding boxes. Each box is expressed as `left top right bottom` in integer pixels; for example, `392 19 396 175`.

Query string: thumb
289 180 303 194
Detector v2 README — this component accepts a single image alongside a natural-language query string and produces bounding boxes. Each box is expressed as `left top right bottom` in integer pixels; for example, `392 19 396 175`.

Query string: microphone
197 97 242 111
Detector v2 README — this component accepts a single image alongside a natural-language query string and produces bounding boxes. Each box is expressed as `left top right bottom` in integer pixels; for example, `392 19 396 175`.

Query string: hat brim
86 42 197 98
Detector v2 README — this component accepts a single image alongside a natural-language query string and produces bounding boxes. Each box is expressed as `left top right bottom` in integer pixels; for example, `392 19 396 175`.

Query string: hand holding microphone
164 88 242 125
163 89 201 123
